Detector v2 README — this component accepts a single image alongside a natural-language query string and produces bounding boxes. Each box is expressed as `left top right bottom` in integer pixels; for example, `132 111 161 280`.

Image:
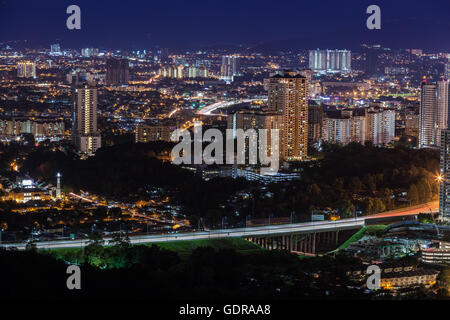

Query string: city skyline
2 0 450 304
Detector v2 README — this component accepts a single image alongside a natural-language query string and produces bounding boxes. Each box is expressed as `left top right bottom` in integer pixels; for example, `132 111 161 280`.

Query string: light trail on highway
0 202 438 250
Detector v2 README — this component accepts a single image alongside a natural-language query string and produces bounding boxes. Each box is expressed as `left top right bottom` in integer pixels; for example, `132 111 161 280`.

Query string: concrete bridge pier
245 229 346 256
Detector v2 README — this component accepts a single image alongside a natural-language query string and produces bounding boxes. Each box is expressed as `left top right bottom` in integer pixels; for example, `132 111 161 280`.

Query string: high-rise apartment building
308 102 323 145
322 109 366 145
419 80 450 148
420 82 438 148
299 69 321 98
50 44 61 55
267 71 308 161
81 48 99 57
106 58 129 85
439 129 450 221
227 110 282 161
135 123 177 143
158 64 208 79
405 113 420 139
366 108 396 145
72 84 101 154
309 49 351 74
0 118 64 139
322 107 395 146
220 55 239 83
437 80 450 144
17 61 36 79
365 49 379 77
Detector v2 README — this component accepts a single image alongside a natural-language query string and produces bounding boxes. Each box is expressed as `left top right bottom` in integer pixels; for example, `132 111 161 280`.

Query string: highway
365 201 438 219
1 217 366 250
0 201 438 250
196 99 262 116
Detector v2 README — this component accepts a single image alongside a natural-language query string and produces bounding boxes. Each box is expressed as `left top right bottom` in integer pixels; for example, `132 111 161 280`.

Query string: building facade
72 84 101 154
17 61 36 79
220 55 239 83
267 71 308 161
135 124 177 143
322 110 366 145
227 110 282 162
106 58 129 85
308 103 323 145
322 107 395 146
0 118 64 139
419 80 450 148
309 49 351 74
440 129 450 221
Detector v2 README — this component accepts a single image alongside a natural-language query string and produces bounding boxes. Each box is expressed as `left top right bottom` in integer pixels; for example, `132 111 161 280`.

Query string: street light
290 212 296 224
246 215 251 228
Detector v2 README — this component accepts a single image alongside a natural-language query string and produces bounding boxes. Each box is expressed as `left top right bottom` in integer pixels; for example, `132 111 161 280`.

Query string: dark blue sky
0 0 449 51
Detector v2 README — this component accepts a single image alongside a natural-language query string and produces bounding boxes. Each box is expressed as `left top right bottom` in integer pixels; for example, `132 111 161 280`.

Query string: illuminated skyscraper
419 80 450 148
267 70 308 161
81 48 99 57
420 82 437 148
17 61 36 79
50 44 61 55
365 107 396 145
309 49 351 74
220 55 239 83
106 58 129 85
437 80 450 144
439 129 450 221
72 84 101 154
227 110 282 161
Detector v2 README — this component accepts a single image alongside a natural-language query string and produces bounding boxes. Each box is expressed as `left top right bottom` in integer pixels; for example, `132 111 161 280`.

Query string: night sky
0 0 449 51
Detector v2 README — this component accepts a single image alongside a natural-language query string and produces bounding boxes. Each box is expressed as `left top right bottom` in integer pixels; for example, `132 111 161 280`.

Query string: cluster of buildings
1 176 62 203
105 58 129 85
158 64 209 79
135 121 177 143
81 48 100 58
346 234 429 260
17 61 36 79
227 70 397 165
347 263 439 292
322 106 396 146
309 49 352 74
220 55 240 83
343 222 447 293
0 118 65 141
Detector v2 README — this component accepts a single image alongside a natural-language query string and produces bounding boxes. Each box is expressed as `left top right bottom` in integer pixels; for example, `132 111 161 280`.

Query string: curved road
0 201 438 250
